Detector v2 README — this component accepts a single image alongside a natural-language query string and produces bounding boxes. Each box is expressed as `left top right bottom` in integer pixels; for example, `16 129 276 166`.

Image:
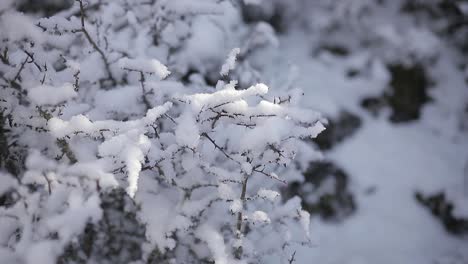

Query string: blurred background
241 0 468 263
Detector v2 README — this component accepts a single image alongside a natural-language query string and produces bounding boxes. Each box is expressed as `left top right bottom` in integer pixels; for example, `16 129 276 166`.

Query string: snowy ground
268 30 468 264
299 120 468 264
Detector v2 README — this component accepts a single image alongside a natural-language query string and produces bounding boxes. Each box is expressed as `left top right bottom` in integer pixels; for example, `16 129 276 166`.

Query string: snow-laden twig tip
119 57 171 79
220 48 241 76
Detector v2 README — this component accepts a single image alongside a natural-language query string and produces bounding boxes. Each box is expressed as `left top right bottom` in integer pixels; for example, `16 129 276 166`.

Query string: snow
2 1 468 263
118 57 170 79
241 162 253 175
48 102 172 138
98 130 150 197
196 225 233 264
299 210 311 238
230 199 243 214
94 86 143 115
244 0 262 5
220 48 240 76
0 11 43 43
175 111 200 148
218 183 237 200
294 120 467 263
308 121 326 138
0 0 14 12
0 172 16 195
144 102 173 124
139 198 176 252
257 189 279 201
181 16 226 73
251 211 270 224
25 241 57 264
46 192 102 241
28 83 77 105
66 161 118 188
269 26 468 263
186 83 269 112
166 0 224 15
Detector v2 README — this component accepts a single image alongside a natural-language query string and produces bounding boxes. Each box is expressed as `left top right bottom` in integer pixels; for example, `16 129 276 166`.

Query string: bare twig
201 132 238 163
75 0 116 86
12 56 29 83
73 70 80 91
0 47 10 65
288 251 297 264
252 165 287 184
236 175 249 233
139 71 152 110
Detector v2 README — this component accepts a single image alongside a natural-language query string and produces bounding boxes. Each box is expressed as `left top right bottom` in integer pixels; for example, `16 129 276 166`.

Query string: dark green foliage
402 0 468 53
0 111 9 169
360 96 386 116
313 111 362 150
0 190 16 208
17 0 74 17
288 111 360 222
386 64 431 122
360 63 431 123
284 161 356 222
415 191 468 235
58 189 146 264
0 111 20 176
241 2 287 33
319 44 350 57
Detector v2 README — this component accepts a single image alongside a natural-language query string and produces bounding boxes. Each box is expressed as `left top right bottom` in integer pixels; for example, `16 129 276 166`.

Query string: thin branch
0 47 10 65
236 175 248 233
200 132 238 163
252 165 287 184
11 56 29 83
139 71 152 110
288 251 297 264
73 70 80 91
22 50 42 72
234 174 249 259
75 0 116 86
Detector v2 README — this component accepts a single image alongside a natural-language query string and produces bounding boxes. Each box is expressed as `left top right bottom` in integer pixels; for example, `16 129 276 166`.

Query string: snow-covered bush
0 1 324 263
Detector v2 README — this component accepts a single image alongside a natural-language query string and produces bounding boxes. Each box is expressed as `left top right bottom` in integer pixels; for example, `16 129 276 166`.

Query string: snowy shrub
0 0 325 263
